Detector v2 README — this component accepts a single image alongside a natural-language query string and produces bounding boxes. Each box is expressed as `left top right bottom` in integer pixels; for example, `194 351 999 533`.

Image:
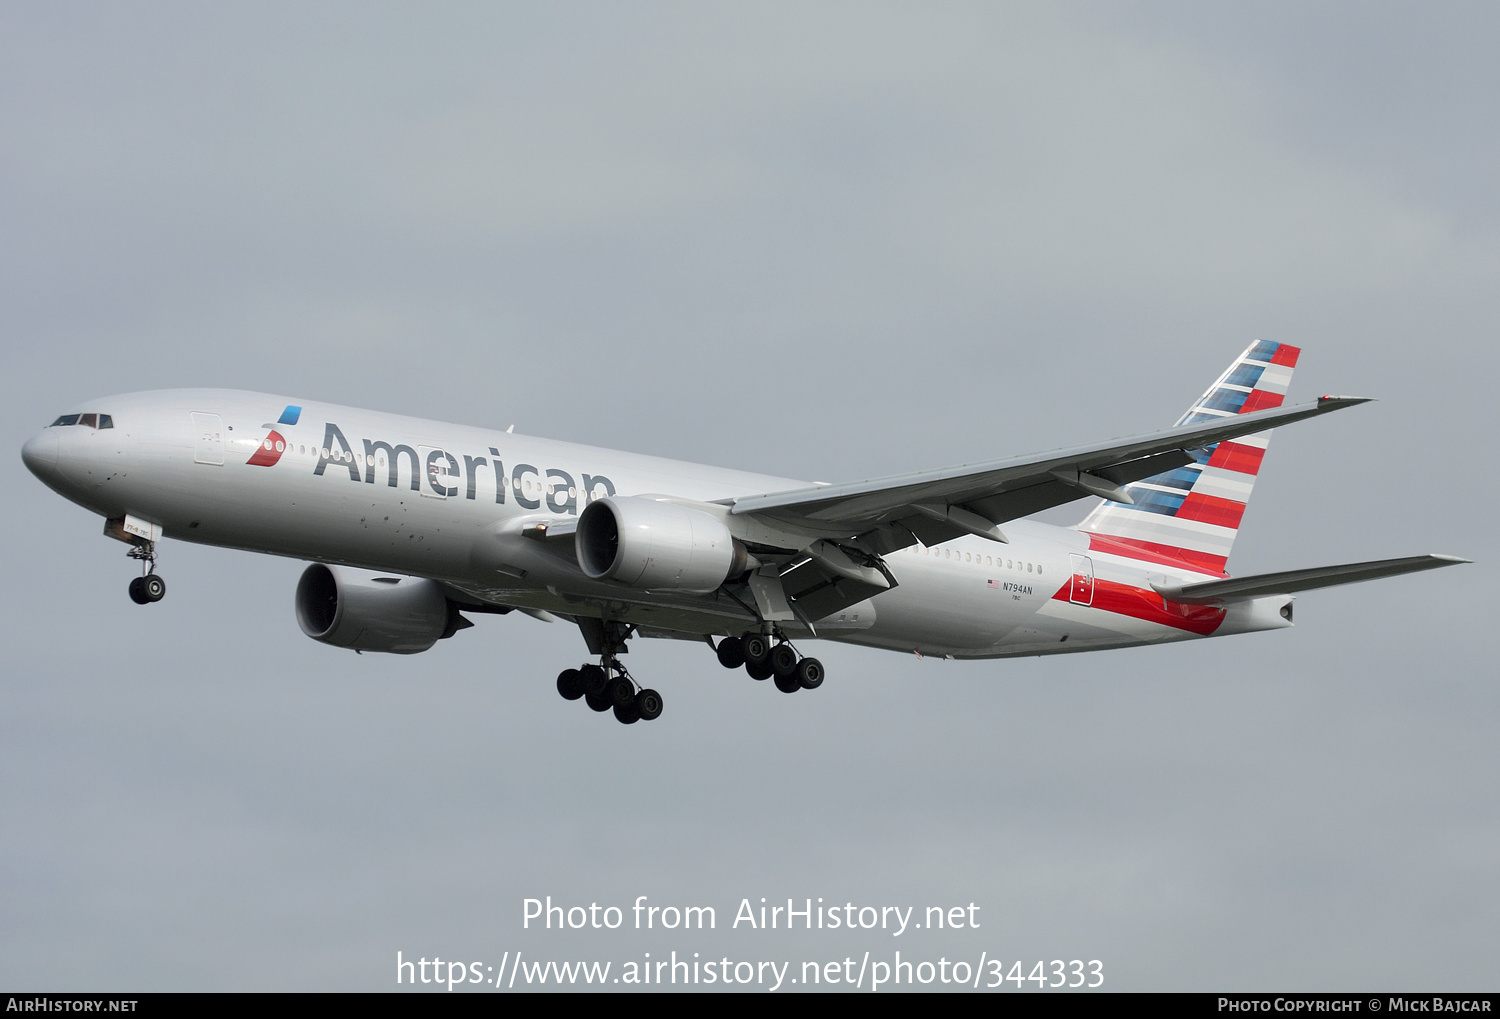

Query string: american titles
309 421 614 514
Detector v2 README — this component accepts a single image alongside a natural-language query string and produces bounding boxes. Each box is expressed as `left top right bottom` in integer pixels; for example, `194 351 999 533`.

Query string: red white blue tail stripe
1077 341 1300 575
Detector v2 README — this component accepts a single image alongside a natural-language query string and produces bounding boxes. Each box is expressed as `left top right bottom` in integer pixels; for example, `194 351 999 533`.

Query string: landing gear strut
716 633 824 693
126 540 165 605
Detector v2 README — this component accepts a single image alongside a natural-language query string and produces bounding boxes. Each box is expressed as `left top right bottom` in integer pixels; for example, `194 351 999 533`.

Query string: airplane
20 342 1467 725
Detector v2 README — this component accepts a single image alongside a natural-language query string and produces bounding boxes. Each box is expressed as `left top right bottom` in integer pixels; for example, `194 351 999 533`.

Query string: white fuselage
22 389 1289 660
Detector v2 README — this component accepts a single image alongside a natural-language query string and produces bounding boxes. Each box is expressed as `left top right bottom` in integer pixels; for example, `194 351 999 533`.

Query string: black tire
745 659 773 681
607 675 635 706
142 574 166 602
613 700 640 724
636 689 663 721
774 672 801 694
769 644 798 678
742 634 771 666
716 636 746 669
128 577 149 605
580 664 608 696
795 657 825 690
556 669 584 700
584 690 612 712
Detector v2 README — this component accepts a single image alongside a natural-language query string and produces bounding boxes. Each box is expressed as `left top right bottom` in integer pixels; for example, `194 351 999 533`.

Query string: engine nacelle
576 496 745 593
295 563 457 654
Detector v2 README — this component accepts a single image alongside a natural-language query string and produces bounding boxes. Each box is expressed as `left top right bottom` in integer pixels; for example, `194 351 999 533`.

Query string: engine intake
295 563 458 654
576 496 744 593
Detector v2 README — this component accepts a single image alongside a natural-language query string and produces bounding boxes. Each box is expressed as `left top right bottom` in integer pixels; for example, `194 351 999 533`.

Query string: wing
727 396 1369 554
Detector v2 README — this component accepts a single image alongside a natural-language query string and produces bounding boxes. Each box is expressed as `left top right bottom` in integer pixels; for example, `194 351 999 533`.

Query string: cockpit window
48 412 112 428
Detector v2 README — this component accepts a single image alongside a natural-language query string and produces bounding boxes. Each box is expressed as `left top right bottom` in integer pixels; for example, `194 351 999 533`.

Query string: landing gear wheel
579 664 608 697
613 700 641 724
795 657 824 690
745 659 774 681
635 689 663 721
607 675 635 707
556 669 584 700
769 643 798 678
742 634 771 666
716 636 746 669
584 690 612 712
126 539 161 602
774 672 801 694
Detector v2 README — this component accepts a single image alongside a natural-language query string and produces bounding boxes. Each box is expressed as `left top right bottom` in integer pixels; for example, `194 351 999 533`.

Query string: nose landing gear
128 573 166 605
126 540 165 605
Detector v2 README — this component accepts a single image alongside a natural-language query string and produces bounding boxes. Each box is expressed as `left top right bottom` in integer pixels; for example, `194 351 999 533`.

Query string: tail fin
1078 340 1300 575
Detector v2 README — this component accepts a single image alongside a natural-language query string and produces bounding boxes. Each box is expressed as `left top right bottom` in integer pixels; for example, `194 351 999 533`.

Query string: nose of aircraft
21 429 60 481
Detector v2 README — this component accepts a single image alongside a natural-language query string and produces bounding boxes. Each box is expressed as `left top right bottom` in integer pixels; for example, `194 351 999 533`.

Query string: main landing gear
551 622 824 725
555 662 663 725
555 620 662 725
126 539 166 605
715 633 824 694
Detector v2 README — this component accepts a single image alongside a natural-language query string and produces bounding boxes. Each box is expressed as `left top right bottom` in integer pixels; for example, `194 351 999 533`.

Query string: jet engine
575 496 747 593
295 563 465 654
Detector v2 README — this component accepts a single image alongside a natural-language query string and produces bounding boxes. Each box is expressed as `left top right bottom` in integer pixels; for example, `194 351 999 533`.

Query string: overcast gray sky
3 2 1495 991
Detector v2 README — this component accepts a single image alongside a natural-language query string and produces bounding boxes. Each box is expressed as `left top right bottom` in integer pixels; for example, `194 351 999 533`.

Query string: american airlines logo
246 430 289 467
303 420 615 514
244 405 300 468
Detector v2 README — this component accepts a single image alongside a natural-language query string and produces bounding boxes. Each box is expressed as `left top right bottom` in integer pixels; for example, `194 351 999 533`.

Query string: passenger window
98 414 113 428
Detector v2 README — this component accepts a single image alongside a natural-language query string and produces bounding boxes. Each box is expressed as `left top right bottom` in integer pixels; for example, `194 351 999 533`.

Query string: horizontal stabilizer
1154 554 1470 604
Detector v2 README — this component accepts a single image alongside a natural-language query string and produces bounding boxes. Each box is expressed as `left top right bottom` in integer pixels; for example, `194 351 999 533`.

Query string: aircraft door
1069 553 1094 606
191 413 224 465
